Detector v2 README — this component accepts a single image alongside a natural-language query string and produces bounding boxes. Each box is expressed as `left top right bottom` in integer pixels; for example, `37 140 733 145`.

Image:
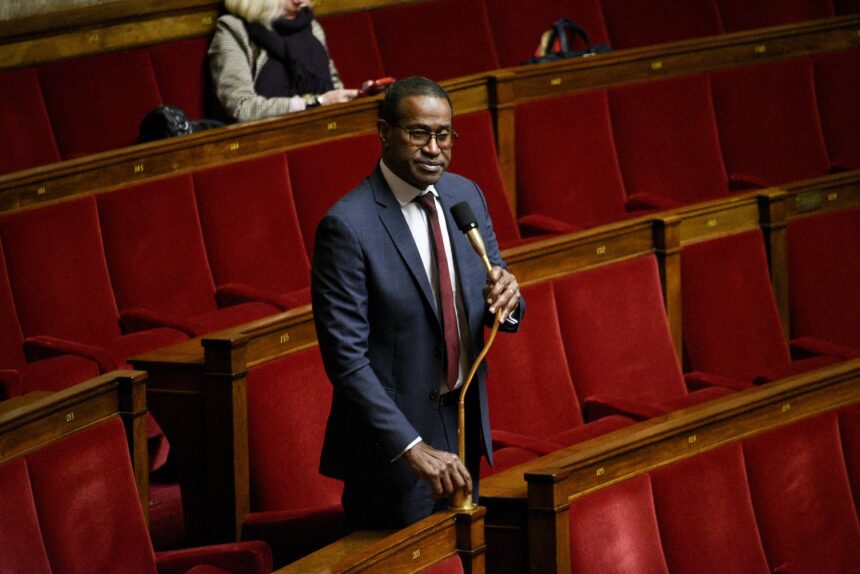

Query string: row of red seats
514 50 860 234
567 407 860 573
224 230 859 565
2 0 857 175
0 384 273 574
322 0 858 84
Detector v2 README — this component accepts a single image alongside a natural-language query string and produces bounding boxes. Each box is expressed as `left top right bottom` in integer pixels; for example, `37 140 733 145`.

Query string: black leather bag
522 18 612 65
139 105 223 143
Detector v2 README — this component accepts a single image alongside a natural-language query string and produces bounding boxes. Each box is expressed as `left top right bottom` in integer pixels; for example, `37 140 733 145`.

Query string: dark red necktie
415 193 460 391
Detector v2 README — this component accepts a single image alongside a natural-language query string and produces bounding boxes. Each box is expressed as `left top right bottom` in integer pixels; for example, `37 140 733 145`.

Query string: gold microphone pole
452 226 502 511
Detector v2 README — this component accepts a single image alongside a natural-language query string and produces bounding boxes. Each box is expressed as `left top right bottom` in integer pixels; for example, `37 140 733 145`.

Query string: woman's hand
319 89 359 106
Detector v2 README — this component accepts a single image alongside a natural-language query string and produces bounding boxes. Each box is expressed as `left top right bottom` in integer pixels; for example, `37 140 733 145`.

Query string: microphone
451 202 492 273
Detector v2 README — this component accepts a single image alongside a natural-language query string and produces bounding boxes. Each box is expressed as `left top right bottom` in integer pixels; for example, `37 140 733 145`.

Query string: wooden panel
786 170 860 220
276 507 486 574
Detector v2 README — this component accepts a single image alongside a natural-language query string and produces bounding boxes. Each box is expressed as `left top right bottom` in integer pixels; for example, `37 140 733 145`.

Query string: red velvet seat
37 49 163 159
717 0 835 32
23 415 272 574
96 175 279 337
317 11 386 90
148 38 210 121
241 346 348 567
682 230 845 385
0 239 100 397
787 207 860 352
194 154 312 311
288 132 382 260
482 282 634 477
487 0 609 68
834 0 860 12
0 458 52 573
813 48 860 170
568 474 670 573
601 0 723 49
0 68 60 175
450 111 523 249
0 196 186 367
710 58 831 189
839 403 860 517
650 444 771 574
371 0 500 81
554 255 732 421
743 412 860 572
609 74 731 209
515 90 631 234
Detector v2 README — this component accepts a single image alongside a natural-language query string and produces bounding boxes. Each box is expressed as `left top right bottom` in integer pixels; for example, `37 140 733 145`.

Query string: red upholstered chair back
554 255 687 408
568 474 670 573
371 0 500 80
26 417 157 574
515 90 628 231
449 111 521 248
839 403 860 516
0 241 26 368
743 412 860 572
37 49 163 159
316 11 386 89
148 38 210 121
0 197 123 345
485 282 585 439
787 207 860 350
835 0 860 12
650 444 770 574
288 132 382 259
681 230 790 381
609 74 730 207
813 48 860 170
246 347 342 511
97 175 217 318
193 154 311 294
0 68 60 175
601 0 723 49
487 0 609 68
710 58 830 188
716 0 835 32
0 458 52 573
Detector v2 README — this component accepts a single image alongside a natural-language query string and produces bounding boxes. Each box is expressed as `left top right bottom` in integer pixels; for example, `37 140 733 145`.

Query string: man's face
379 95 453 190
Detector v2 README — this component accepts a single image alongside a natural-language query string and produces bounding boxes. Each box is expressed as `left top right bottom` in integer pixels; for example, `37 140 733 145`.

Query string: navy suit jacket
312 166 521 494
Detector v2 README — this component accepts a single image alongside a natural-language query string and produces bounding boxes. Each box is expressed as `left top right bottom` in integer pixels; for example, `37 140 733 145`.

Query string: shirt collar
380 159 438 207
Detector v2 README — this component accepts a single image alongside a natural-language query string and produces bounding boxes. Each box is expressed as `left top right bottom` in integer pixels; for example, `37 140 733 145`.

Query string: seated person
209 0 358 121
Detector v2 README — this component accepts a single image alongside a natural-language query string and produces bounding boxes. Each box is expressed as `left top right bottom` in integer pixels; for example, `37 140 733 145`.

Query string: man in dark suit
312 76 523 528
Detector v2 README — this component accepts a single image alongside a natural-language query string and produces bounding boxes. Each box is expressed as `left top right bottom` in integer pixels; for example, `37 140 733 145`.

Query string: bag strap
547 18 592 54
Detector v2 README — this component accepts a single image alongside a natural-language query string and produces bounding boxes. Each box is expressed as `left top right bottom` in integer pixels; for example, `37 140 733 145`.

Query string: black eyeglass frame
392 123 459 149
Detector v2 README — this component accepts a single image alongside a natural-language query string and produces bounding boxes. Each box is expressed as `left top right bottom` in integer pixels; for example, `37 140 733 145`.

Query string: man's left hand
484 266 520 323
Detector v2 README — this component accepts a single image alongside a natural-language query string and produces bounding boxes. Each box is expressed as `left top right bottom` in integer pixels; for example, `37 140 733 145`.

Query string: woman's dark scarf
244 8 334 97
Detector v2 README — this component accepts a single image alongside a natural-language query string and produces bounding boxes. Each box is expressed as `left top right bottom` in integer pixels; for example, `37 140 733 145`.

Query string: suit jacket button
429 390 438 400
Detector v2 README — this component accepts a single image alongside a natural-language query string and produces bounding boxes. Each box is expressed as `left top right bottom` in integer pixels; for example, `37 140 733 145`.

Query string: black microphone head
451 202 478 233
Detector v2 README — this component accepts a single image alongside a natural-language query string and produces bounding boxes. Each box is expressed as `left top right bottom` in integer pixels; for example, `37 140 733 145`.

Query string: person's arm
208 15 305 122
311 20 344 90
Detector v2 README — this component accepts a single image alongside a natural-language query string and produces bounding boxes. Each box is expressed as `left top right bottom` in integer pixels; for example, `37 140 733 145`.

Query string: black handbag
522 18 612 65
139 105 223 143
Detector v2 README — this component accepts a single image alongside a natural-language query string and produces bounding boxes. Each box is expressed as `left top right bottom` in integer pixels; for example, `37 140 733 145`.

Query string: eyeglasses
394 124 459 149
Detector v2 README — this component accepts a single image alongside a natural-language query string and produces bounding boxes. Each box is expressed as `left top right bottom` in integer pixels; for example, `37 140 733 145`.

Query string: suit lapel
370 169 439 321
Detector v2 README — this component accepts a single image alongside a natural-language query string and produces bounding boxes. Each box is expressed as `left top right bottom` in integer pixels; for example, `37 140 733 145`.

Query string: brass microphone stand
451 231 502 511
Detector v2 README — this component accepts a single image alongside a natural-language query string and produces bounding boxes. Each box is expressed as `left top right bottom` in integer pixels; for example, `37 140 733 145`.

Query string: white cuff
391 436 422 462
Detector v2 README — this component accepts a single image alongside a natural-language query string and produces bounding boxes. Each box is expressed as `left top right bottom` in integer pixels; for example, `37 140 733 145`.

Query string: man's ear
377 119 390 146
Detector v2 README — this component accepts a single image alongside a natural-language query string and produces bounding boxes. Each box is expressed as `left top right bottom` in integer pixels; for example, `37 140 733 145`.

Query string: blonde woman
209 0 358 122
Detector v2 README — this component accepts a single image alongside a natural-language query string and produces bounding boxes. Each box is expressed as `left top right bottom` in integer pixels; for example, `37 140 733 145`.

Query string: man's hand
484 266 520 323
404 441 472 499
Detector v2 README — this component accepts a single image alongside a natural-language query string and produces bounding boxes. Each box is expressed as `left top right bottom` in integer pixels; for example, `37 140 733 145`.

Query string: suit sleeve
472 182 525 333
312 213 420 459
